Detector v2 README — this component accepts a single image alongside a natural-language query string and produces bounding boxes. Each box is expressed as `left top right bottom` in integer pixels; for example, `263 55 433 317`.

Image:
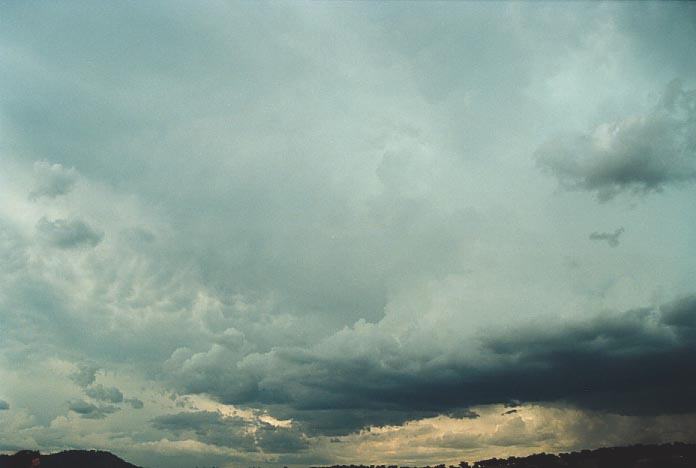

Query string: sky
1 1 696 467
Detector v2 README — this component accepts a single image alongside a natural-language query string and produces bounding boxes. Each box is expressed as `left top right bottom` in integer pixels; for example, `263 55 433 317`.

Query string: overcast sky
1 2 696 467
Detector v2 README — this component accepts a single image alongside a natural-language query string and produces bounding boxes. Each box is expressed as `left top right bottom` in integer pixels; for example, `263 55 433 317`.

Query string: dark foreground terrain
0 450 140 468
1 443 695 468
314 443 696 468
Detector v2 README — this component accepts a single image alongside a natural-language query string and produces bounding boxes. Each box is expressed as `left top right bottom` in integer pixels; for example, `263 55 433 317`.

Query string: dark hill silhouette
2 442 696 468
312 442 696 468
0 450 141 468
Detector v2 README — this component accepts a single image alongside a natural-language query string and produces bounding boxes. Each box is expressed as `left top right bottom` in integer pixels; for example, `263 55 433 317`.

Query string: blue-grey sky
1 2 696 467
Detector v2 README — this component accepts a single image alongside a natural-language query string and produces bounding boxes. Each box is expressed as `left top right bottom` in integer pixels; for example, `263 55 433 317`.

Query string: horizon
4 441 696 468
1 2 696 468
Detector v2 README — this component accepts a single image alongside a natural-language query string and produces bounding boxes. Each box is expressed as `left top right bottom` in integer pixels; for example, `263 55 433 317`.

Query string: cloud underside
537 80 696 201
68 399 119 419
151 411 309 454
36 217 103 249
167 295 696 436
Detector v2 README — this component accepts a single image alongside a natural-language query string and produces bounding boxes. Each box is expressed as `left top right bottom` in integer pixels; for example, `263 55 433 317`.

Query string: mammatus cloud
589 227 624 247
28 161 78 200
536 80 696 201
0 400 9 410
36 217 103 249
85 384 124 404
165 295 696 435
67 399 119 419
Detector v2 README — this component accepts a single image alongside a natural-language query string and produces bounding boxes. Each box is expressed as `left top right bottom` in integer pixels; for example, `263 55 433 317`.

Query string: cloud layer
162 295 696 436
1 2 696 467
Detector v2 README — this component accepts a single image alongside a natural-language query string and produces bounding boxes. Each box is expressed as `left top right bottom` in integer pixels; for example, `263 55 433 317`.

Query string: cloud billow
70 363 100 387
536 80 696 202
85 384 124 404
167 295 696 435
28 161 78 200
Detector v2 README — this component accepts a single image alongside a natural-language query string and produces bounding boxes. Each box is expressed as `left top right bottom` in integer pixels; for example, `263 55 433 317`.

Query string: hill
313 442 696 468
0 450 141 468
1 442 695 468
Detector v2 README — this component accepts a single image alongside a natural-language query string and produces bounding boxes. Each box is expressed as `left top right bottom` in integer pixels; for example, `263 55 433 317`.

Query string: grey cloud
36 217 103 249
85 384 123 403
536 80 696 201
589 227 624 247
0 399 9 410
67 399 119 419
256 422 310 454
150 411 256 451
661 295 696 330
168 295 696 435
28 160 77 200
70 363 99 387
125 397 144 409
447 408 480 419
151 410 310 453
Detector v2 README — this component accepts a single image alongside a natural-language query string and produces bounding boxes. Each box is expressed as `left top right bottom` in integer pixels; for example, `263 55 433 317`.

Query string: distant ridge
0 449 141 468
312 442 696 468
2 443 696 468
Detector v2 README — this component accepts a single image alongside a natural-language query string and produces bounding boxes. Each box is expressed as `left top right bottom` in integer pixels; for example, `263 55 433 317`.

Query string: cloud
0 399 9 410
165 295 696 435
67 399 119 419
589 227 624 247
151 411 256 452
1 2 696 466
256 422 310 454
28 160 78 200
151 410 309 454
85 384 123 403
70 363 100 388
36 217 103 249
536 80 696 201
125 398 144 409
661 295 696 330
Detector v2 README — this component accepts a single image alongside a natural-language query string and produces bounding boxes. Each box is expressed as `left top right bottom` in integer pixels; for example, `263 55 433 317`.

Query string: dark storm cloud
67 399 119 419
661 295 696 330
28 161 77 200
169 295 696 435
85 384 123 404
536 80 696 201
589 227 624 247
36 217 103 249
0 399 9 410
